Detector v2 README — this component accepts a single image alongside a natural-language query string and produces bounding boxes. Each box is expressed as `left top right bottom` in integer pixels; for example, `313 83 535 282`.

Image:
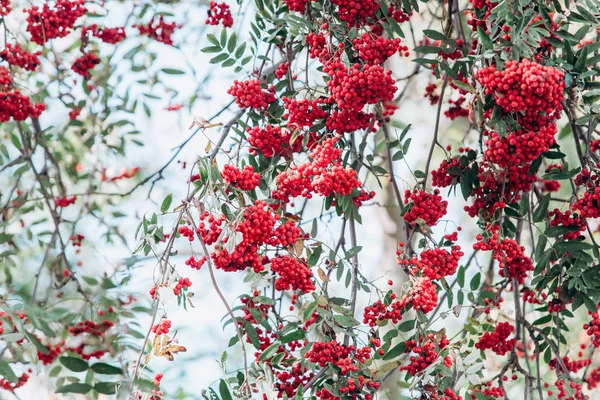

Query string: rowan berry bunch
0 66 46 122
0 44 41 71
403 189 448 226
475 322 515 355
352 33 408 65
270 256 315 293
221 164 261 191
71 53 101 77
247 124 300 158
84 25 127 44
227 79 276 109
401 333 451 375
206 2 233 27
324 60 397 111
24 0 87 45
282 97 328 127
152 319 172 335
136 16 179 45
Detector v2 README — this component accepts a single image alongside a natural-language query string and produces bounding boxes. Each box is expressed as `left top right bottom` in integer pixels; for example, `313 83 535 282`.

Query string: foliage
1 0 600 399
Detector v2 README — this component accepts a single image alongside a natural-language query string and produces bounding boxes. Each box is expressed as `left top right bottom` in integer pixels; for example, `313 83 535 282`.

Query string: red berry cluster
227 79 276 109
584 310 600 348
0 371 30 393
0 67 46 122
25 0 87 45
408 277 438 313
573 187 600 219
38 341 63 365
247 124 300 158
549 356 591 373
473 383 505 399
444 95 469 120
270 255 315 293
474 229 533 283
306 32 329 61
285 0 309 13
212 201 303 273
352 33 408 65
0 44 41 71
464 163 536 219
326 109 374 133
185 256 206 270
178 225 195 242
306 341 372 375
401 333 450 375
69 319 115 336
282 97 328 127
475 60 565 131
152 319 172 335
71 53 101 77
275 363 314 398
331 0 379 25
548 208 586 241
432 156 465 187
136 16 179 45
275 62 290 79
0 0 10 16
483 124 557 167
197 211 226 245
55 195 77 207
363 296 404 326
324 60 397 111
222 165 261 191
70 233 85 246
403 189 448 226
206 2 233 28
273 137 369 206
153 373 163 387
408 245 464 280
84 24 127 44
173 277 192 295
475 322 515 355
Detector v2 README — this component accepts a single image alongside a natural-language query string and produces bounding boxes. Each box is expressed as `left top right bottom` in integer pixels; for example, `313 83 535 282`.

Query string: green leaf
60 356 89 373
382 342 406 360
94 382 118 395
333 315 359 327
457 265 465 288
423 29 447 41
452 80 476 93
554 241 592 253
260 342 280 360
533 194 550 222
161 68 185 75
244 321 261 348
210 53 229 64
397 319 415 332
228 32 237 53
0 359 18 383
25 332 50 355
345 246 362 259
161 193 173 213
281 329 305 343
477 27 493 49
91 363 122 375
56 383 92 394
470 272 481 291
219 379 233 400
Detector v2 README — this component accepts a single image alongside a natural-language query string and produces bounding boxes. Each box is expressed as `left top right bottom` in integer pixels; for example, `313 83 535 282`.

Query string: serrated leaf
533 194 550 222
382 342 406 360
161 193 173 213
60 356 89 372
91 363 122 375
56 383 92 394
94 382 118 395
0 359 17 383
